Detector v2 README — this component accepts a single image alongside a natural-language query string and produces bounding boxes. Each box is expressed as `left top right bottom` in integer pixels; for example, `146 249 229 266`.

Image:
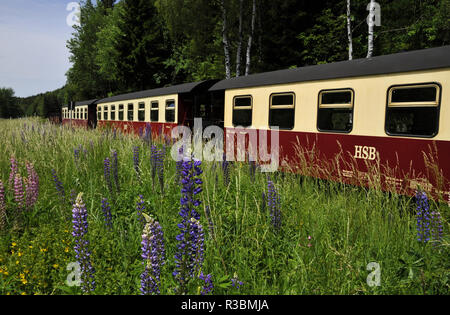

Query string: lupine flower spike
25 162 39 210
101 198 113 230
72 193 96 293
0 181 6 230
51 169 65 202
199 272 214 295
140 213 166 295
14 174 24 213
416 191 431 243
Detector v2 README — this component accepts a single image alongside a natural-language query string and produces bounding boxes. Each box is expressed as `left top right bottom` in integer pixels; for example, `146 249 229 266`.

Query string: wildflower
222 154 230 186
0 181 6 230
72 193 96 293
231 274 244 289
101 198 113 230
9 156 18 188
143 123 152 146
53 264 59 269
416 191 431 243
133 146 140 178
14 174 25 213
267 180 282 231
205 206 215 239
430 210 443 243
25 162 39 210
140 214 165 295
74 147 80 164
199 272 214 295
51 169 65 202
111 150 120 193
136 195 146 224
103 158 113 195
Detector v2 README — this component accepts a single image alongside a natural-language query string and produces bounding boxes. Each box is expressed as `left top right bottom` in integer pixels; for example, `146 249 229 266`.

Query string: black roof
209 45 450 91
75 99 98 107
97 81 216 104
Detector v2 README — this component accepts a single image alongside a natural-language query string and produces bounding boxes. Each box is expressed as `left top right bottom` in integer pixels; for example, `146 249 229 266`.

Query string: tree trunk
245 0 257 76
347 0 353 60
221 0 232 79
236 0 244 77
367 0 375 58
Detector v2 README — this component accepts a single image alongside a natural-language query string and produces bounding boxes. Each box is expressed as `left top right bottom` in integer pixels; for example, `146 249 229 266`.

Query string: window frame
151 101 159 122
165 99 176 123
128 103 134 122
269 92 296 130
385 82 441 138
317 88 355 134
138 102 146 122
111 105 116 121
118 104 124 121
104 106 109 121
232 95 253 128
97 106 102 121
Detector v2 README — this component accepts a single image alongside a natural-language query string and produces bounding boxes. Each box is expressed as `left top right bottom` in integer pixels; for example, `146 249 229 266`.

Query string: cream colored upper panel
224 68 449 141
97 94 179 123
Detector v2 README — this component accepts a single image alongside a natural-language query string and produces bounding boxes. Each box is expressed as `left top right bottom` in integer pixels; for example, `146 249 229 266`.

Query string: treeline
3 0 449 118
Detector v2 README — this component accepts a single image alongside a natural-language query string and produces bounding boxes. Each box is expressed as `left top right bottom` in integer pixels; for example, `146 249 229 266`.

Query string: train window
270 93 295 130
233 96 252 127
151 101 159 122
119 104 124 121
111 105 116 121
138 102 146 122
386 84 440 137
104 106 108 121
166 100 176 123
318 89 354 133
128 104 134 121
83 108 87 120
97 107 102 121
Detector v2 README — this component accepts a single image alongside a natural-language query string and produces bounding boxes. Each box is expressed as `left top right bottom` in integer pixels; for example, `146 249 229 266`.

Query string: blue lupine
416 191 431 243
104 158 113 195
430 210 443 243
222 153 230 186
174 158 204 293
205 206 215 239
101 198 113 230
72 193 96 293
51 169 65 201
199 272 214 295
140 216 165 295
268 180 282 231
231 274 244 289
143 123 152 146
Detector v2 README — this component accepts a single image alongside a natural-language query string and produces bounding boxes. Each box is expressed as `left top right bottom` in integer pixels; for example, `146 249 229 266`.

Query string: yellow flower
12 242 17 247
29 246 33 249
16 260 20 265
65 247 69 253
19 273 25 279
21 279 28 285
3 271 8 276
40 248 48 253
18 252 23 257
53 264 59 269
24 270 30 274
21 292 26 295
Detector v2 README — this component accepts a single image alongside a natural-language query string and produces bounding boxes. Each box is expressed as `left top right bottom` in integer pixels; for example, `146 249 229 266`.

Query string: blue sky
0 0 76 97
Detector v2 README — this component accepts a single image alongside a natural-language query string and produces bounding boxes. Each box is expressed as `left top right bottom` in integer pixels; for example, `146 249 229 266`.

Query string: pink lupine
0 180 6 230
25 162 39 210
9 156 18 187
14 174 24 212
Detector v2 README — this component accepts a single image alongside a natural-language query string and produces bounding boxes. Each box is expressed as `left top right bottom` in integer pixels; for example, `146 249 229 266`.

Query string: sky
0 0 76 97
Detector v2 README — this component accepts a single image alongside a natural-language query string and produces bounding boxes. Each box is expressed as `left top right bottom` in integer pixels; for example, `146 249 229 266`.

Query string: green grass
0 118 448 295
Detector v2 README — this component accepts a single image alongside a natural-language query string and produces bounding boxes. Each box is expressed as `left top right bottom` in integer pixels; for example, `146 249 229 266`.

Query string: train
62 45 450 201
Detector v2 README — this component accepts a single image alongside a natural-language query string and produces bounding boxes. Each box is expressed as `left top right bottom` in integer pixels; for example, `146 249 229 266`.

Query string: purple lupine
51 169 65 201
143 123 152 146
174 158 204 293
103 158 113 195
14 174 24 213
430 210 443 243
111 150 120 193
0 181 6 230
136 195 145 224
69 189 77 207
133 146 140 178
175 146 185 184
74 147 81 164
268 180 282 231
199 272 214 295
140 216 166 295
231 274 244 289
9 156 18 188
416 191 431 243
72 193 96 293
101 198 113 230
205 206 215 239
25 162 39 210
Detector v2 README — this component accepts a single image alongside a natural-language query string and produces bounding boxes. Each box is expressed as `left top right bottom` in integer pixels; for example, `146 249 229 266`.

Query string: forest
0 0 449 118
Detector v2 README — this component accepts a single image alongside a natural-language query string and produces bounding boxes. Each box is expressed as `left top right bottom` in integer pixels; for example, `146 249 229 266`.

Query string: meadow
0 118 448 295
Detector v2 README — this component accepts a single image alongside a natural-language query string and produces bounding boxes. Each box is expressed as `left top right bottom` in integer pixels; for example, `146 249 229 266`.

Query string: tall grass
0 118 448 295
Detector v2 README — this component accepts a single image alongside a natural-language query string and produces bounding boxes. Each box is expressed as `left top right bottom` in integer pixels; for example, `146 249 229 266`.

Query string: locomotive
62 45 450 201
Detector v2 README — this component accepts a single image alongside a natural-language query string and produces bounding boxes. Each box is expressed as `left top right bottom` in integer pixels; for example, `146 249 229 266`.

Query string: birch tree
221 0 232 79
236 0 244 77
367 0 376 58
347 0 353 60
245 0 257 76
